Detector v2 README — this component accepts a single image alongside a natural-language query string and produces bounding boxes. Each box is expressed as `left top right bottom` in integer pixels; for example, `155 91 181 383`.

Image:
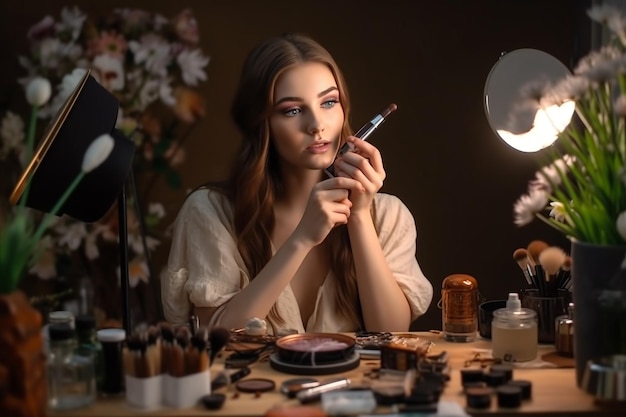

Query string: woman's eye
322 99 338 109
283 108 301 116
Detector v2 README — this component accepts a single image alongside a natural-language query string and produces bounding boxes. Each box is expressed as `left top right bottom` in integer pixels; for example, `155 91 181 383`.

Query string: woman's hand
293 177 363 246
332 136 386 213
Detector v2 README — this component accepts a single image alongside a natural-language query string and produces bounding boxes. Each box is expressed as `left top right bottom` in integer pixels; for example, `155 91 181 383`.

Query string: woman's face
269 62 344 173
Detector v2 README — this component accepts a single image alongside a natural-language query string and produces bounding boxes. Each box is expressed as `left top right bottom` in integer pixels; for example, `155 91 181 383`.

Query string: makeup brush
539 246 567 296
527 240 549 264
557 256 571 290
512 248 535 287
159 322 175 375
208 327 231 365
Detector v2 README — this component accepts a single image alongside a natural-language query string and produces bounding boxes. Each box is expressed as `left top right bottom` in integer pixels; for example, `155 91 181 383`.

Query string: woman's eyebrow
275 86 338 106
317 86 338 97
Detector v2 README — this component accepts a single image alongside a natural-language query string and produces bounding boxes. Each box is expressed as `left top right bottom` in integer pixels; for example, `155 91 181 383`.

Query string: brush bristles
513 248 528 261
538 246 567 276
562 256 571 271
209 327 231 364
527 240 549 263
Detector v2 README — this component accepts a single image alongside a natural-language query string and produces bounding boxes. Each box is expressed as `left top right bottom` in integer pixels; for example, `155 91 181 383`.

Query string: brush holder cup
478 300 507 339
520 289 571 344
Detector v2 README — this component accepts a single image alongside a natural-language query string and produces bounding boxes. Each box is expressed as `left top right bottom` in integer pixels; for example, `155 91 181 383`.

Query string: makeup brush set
513 239 572 297
123 323 230 409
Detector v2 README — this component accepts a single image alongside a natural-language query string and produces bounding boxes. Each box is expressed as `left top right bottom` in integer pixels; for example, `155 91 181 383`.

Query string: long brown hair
226 33 363 329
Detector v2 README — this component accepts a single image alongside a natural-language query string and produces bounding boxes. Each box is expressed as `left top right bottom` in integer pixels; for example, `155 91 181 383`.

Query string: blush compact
269 333 360 375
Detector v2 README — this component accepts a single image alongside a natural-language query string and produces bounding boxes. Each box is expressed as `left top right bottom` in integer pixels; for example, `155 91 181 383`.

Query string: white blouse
162 189 433 334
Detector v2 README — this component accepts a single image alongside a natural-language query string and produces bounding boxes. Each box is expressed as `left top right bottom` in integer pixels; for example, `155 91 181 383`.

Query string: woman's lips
307 141 331 154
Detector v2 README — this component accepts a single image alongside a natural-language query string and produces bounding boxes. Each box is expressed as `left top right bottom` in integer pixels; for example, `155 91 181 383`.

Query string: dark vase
570 240 626 387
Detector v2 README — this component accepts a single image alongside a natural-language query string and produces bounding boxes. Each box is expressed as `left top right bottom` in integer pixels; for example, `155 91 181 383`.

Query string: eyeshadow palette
270 333 360 375
274 333 356 366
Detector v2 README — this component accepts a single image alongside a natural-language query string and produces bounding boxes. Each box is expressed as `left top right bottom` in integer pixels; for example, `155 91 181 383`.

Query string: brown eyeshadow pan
236 378 276 393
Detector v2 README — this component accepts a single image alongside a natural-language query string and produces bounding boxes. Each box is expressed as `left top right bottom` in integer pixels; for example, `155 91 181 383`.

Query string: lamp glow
496 100 575 152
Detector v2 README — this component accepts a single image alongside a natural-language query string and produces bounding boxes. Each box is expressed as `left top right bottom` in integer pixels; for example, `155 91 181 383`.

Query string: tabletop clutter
441 239 574 360
43 239 583 414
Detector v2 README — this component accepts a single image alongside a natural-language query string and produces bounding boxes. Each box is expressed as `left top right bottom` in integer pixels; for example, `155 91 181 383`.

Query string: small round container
465 386 493 409
496 384 522 408
508 380 532 400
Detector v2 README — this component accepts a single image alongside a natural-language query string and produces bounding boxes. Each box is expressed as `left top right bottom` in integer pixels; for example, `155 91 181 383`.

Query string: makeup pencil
325 103 397 177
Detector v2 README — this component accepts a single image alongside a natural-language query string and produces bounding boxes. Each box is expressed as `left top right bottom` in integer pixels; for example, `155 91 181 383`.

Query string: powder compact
269 333 360 375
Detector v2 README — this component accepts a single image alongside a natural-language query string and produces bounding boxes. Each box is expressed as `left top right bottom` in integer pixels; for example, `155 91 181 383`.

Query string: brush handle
534 265 547 296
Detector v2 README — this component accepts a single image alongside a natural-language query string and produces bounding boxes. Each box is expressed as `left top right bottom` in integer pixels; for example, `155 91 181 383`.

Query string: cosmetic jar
96 328 126 395
441 274 479 342
492 293 537 362
555 303 574 357
496 384 522 408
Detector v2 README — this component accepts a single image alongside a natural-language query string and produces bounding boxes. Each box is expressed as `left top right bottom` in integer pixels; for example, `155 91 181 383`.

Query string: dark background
0 0 591 330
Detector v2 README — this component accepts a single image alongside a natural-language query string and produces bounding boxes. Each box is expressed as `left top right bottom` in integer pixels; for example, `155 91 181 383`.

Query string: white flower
138 79 160 110
587 5 623 25
82 134 114 172
92 54 125 91
549 201 571 224
28 236 57 280
58 222 88 251
25 77 52 106
128 232 160 254
513 187 549 227
84 230 100 260
39 38 62 70
0 112 25 159
128 34 171 77
176 49 209 86
159 80 176 107
56 6 86 41
120 257 150 288
533 155 575 190
40 68 88 118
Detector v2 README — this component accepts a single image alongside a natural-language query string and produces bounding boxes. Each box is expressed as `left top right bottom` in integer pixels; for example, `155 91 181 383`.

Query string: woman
162 33 432 334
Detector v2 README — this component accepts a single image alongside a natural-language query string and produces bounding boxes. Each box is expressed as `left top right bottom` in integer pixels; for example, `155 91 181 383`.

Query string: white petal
25 77 52 106
82 134 114 172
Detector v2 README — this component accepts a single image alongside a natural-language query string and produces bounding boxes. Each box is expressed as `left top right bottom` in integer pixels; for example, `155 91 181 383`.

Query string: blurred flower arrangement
0 6 208 324
513 5 626 247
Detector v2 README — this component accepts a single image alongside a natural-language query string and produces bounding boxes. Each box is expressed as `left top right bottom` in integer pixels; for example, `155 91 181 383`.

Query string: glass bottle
441 273 478 342
75 315 104 392
78 276 95 316
492 293 538 362
47 323 96 410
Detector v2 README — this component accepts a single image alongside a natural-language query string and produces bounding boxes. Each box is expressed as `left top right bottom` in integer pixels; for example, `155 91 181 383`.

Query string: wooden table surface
50 332 624 416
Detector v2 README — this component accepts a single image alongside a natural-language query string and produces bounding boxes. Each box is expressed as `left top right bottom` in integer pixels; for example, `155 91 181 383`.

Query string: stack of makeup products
512 240 572 297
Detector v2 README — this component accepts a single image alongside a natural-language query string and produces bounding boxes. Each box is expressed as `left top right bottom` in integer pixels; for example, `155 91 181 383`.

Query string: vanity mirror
483 48 575 152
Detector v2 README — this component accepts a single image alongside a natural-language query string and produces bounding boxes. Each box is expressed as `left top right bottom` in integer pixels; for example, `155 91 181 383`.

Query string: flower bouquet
0 6 209 324
513 5 626 246
511 4 626 387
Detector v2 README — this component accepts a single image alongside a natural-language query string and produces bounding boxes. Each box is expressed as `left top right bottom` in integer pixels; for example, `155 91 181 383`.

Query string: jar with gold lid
441 273 478 342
